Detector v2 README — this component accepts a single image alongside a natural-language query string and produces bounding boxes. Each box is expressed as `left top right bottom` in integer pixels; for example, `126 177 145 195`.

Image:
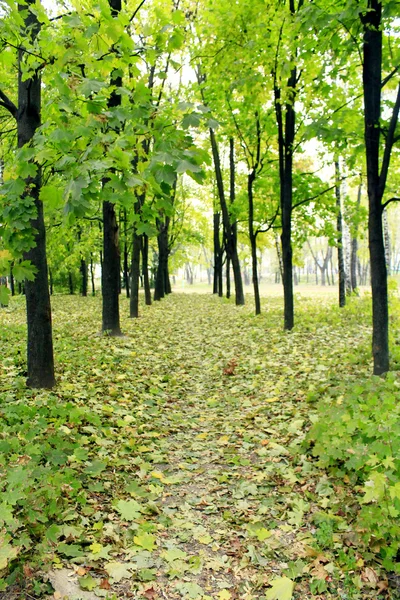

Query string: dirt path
0 293 375 599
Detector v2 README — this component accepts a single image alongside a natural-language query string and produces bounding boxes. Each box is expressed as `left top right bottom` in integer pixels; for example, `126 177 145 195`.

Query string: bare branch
382 197 400 210
0 89 17 119
381 65 400 88
379 82 400 198
292 184 336 210
130 0 147 23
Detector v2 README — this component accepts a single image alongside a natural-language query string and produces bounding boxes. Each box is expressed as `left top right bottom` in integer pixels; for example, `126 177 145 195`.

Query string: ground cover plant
0 292 400 599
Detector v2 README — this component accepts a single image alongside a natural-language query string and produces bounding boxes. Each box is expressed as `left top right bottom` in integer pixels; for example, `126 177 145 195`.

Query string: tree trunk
351 182 362 291
154 221 168 301
123 209 130 298
248 173 261 315
229 137 245 305
335 159 346 307
10 265 15 296
362 0 390 374
275 69 295 330
129 229 141 318
383 208 391 276
102 200 121 333
68 272 74 294
80 259 88 296
210 130 244 304
142 233 151 305
18 0 54 388
102 0 122 336
90 254 95 296
213 211 222 295
226 256 231 299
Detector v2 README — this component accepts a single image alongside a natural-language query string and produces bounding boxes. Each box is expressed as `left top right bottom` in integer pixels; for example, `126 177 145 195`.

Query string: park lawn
0 292 399 599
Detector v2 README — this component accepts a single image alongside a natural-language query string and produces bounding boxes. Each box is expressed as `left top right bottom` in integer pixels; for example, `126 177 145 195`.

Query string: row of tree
0 0 399 387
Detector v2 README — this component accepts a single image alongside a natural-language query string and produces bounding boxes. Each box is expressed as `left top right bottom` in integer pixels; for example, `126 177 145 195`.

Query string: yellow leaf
89 542 103 554
218 590 232 600
265 576 295 600
218 435 229 444
196 433 208 439
266 397 279 403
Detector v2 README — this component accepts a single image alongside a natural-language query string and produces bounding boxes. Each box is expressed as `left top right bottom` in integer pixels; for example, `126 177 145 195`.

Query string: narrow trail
0 293 373 599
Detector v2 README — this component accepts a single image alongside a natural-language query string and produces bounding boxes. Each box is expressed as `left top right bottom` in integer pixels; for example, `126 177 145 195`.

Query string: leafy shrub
307 373 400 571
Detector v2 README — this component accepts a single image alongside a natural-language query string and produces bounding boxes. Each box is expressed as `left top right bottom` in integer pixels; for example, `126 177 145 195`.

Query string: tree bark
361 0 395 374
213 211 222 295
17 1 55 388
210 130 244 304
248 172 261 315
129 227 141 318
90 254 96 296
142 233 152 305
102 0 122 335
351 181 362 291
335 159 346 307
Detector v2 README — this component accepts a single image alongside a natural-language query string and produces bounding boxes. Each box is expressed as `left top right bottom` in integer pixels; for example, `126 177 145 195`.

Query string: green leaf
133 532 156 551
176 160 202 174
83 460 107 476
79 575 98 591
265 577 295 600
12 261 37 282
115 499 142 521
104 561 133 582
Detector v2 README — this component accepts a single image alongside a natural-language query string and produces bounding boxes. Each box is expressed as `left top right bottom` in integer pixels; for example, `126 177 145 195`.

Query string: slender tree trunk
90 254 96 296
351 182 362 291
129 229 141 318
68 272 74 295
154 221 168 301
102 0 122 336
362 0 390 374
226 256 231 299
10 265 15 296
335 159 346 307
18 0 54 388
142 233 151 305
80 259 88 296
123 209 130 298
229 137 245 305
383 208 391 276
248 173 261 315
213 211 222 295
210 130 244 304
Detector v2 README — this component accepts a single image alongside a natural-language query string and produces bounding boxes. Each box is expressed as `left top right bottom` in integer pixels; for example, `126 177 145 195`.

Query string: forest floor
0 292 399 600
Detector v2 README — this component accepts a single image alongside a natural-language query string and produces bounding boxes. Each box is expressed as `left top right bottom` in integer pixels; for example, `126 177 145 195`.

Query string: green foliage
308 374 400 570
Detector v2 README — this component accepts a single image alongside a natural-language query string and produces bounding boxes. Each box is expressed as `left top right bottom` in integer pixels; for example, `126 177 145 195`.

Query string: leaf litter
0 292 395 599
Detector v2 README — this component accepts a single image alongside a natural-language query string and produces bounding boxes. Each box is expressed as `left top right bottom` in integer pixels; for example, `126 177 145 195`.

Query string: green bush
307 373 400 571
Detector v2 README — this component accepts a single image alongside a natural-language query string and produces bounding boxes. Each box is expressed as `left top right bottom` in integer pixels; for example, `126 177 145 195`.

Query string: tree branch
382 197 400 210
0 89 17 119
379 81 400 198
292 184 336 210
130 0 147 23
381 65 400 88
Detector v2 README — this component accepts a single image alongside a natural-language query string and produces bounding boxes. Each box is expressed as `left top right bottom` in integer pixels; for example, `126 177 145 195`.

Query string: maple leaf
265 577 295 600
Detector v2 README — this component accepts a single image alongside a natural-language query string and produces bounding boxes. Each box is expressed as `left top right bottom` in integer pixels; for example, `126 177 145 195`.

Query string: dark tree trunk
275 72 295 330
90 254 96 296
10 265 15 296
142 233 151 305
154 221 169 301
248 172 261 315
123 209 130 298
335 160 346 307
102 201 121 333
226 256 231 299
210 130 244 304
102 0 122 336
361 0 400 374
129 228 141 318
80 259 88 297
213 211 222 295
16 0 55 388
229 137 245 305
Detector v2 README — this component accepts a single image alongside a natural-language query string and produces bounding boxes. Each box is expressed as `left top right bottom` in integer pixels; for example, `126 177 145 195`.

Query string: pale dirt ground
171 281 370 298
